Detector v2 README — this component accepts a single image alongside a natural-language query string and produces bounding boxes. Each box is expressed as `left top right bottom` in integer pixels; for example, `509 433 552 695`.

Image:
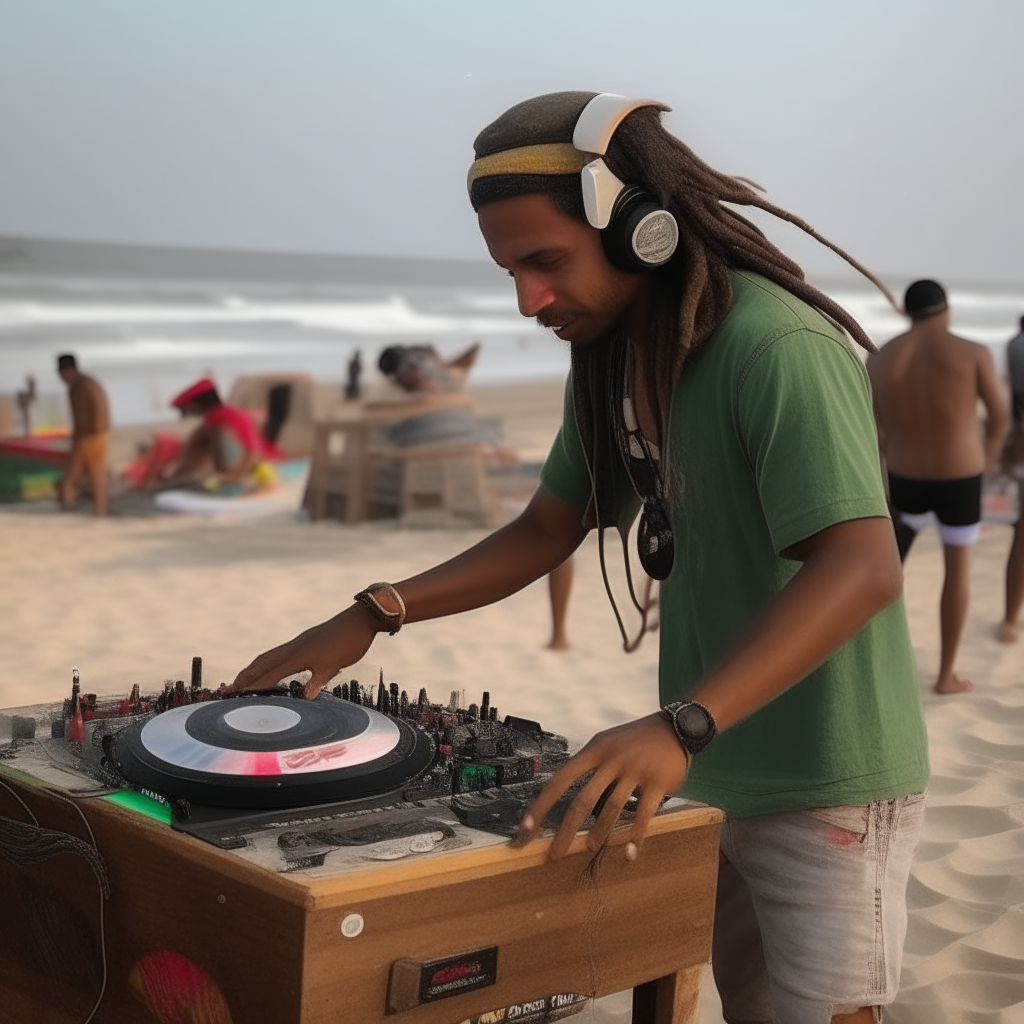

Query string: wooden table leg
632 963 703 1024
345 424 371 524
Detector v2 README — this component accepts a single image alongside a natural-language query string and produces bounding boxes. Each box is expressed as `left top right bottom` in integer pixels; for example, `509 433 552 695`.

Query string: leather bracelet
658 700 716 757
353 582 407 636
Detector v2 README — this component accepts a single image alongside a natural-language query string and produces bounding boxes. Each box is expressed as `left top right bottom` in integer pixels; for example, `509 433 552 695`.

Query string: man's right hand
228 604 379 700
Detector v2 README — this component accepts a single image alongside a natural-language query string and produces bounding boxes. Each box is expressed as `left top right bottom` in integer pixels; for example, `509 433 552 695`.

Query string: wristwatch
658 701 717 757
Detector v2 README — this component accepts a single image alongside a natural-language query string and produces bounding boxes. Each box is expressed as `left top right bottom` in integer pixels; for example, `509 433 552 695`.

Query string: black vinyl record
111 695 434 809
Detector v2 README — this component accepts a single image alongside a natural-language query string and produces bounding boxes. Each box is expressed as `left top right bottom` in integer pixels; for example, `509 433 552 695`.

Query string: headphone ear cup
601 186 679 272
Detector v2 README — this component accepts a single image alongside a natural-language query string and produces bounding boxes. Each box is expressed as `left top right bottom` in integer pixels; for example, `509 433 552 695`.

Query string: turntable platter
111 695 434 809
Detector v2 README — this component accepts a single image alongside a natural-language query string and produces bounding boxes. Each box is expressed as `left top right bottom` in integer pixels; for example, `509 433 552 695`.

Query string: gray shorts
713 792 926 1024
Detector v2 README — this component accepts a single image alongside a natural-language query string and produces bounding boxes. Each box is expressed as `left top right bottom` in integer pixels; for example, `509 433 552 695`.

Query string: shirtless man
57 353 110 516
868 279 1008 693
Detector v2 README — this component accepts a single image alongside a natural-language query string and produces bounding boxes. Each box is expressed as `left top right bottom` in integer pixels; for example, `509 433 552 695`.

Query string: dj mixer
1 659 582 870
0 662 723 1024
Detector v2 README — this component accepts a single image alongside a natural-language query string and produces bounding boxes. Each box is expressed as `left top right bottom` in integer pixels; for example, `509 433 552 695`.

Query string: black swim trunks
888 473 982 525
888 473 982 554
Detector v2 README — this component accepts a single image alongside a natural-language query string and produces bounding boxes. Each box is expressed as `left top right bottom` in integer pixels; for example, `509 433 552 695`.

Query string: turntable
111 694 434 809
0 664 723 1024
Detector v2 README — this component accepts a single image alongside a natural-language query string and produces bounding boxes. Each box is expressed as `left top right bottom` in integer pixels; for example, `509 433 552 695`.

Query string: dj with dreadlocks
233 93 928 1024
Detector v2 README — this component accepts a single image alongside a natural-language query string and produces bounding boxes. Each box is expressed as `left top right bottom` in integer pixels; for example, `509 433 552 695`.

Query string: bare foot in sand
546 635 571 651
935 672 973 694
997 621 1019 644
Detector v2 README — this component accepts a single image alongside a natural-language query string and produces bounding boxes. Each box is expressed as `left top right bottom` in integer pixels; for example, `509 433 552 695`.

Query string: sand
1 379 1022 1022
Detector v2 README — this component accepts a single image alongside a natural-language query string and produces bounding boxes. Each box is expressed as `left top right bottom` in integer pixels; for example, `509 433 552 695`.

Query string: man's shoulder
927 330 993 367
950 332 993 358
878 329 911 349
869 330 910 367
721 271 848 352
707 272 856 385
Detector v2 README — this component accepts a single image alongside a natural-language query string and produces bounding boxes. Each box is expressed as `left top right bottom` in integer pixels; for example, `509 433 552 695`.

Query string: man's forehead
478 195 583 258
478 193 574 234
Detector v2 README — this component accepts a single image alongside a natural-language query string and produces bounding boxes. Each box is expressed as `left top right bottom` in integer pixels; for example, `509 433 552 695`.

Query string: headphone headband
572 94 663 156
573 94 665 231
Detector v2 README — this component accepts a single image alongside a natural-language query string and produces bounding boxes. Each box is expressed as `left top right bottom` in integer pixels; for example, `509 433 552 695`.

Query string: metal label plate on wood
387 946 498 1013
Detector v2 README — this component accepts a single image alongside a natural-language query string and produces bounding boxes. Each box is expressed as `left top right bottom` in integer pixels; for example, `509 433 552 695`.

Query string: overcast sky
1 1 1021 282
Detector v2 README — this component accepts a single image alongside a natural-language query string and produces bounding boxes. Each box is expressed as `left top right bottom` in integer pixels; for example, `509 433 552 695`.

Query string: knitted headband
467 91 596 212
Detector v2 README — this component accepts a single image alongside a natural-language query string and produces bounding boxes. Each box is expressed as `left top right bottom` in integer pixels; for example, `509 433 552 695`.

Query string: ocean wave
1 276 1020 426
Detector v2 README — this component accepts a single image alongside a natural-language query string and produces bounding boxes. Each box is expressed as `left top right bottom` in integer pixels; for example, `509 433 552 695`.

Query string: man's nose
515 275 557 319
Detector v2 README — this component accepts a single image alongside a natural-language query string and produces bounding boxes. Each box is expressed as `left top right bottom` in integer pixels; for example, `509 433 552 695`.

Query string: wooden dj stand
0 769 723 1024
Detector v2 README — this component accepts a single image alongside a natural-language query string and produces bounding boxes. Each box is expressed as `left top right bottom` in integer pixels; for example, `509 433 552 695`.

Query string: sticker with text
456 992 590 1023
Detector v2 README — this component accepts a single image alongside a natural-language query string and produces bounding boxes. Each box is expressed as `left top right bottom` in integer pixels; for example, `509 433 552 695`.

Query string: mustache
535 309 583 329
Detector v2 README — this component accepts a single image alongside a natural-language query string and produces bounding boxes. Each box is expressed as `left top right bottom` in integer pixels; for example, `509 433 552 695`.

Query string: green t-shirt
541 271 929 817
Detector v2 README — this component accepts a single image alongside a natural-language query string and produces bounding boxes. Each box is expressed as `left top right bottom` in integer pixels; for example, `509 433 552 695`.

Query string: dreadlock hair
587 105 899 449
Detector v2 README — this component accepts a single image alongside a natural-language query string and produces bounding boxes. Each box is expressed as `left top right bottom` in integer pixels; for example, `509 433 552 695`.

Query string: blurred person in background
378 343 480 394
163 378 278 493
56 353 110 516
867 280 1009 692
545 556 573 650
998 314 1024 642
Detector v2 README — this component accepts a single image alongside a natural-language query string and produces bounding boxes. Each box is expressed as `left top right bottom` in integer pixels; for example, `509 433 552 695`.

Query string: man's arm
230 486 587 696
519 514 903 860
977 346 1010 471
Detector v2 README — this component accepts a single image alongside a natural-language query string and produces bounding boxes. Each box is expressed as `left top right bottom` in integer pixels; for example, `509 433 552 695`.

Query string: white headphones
572 94 680 271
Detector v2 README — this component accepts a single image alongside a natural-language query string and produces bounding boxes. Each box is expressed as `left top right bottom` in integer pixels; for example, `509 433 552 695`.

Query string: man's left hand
514 714 689 860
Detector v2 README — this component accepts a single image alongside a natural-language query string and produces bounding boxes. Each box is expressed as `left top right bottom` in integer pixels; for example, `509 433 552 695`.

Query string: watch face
675 703 712 741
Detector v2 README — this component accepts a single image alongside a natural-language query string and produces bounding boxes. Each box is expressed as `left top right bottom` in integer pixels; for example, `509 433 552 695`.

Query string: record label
141 698 401 776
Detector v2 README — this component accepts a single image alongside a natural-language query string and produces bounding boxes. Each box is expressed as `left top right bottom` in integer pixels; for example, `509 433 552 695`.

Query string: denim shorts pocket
895 790 927 832
803 803 871 842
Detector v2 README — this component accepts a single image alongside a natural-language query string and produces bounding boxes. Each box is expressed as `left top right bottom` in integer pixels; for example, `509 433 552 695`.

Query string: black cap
57 353 77 371
904 280 948 320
